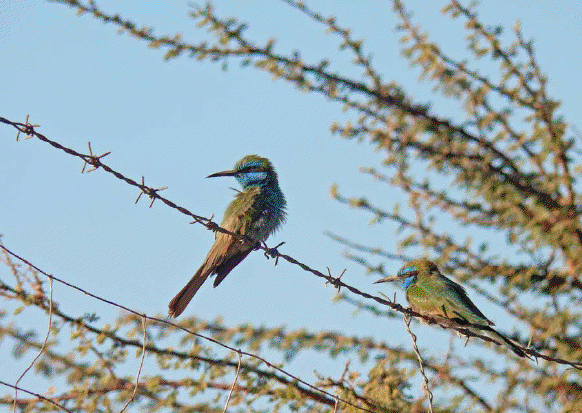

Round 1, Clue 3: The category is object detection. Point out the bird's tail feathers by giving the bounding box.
[168,267,210,318]
[483,326,527,358]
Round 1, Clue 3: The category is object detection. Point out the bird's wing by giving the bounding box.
[406,282,449,319]
[440,275,493,326]
[406,274,491,326]
[202,187,263,287]
[212,248,252,287]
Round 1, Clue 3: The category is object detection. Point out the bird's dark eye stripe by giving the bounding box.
[399,266,418,277]
[242,166,264,173]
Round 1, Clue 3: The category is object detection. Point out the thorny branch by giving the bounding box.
[0,323,339,411]
[1,115,581,370]
[5,0,581,410]
[1,260,371,409]
[0,318,499,413]
[3,380,266,412]
[52,0,571,217]
[0,244,377,413]
[0,380,73,413]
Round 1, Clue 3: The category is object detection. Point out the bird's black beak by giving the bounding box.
[207,169,239,178]
[374,275,401,284]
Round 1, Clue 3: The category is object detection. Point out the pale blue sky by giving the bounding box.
[2,0,581,409]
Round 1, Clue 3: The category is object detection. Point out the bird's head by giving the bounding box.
[207,155,277,189]
[374,258,438,289]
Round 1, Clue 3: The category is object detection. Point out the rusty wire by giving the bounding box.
[1,115,581,372]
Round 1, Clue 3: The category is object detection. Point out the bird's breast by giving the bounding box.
[247,208,284,241]
[240,185,285,242]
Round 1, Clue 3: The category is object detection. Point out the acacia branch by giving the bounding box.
[48,0,567,214]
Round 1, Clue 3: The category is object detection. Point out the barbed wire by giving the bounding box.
[1,115,581,368]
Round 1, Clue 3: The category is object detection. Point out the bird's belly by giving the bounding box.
[247,212,281,242]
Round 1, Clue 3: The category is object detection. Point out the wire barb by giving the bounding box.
[135,176,169,207]
[325,268,346,292]
[82,141,111,173]
[263,241,285,265]
[15,114,40,141]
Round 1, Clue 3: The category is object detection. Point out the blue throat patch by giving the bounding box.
[403,275,416,290]
[236,171,268,188]
[398,265,418,290]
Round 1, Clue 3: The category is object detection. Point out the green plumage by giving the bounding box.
[168,155,285,317]
[403,259,492,326]
[376,258,525,357]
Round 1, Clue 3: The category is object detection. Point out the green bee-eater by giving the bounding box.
[375,258,525,357]
[168,155,286,317]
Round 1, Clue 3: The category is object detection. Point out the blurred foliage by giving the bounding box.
[3,0,582,411]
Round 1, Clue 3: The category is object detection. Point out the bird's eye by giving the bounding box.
[399,267,418,278]
[399,266,418,277]
[244,166,263,173]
